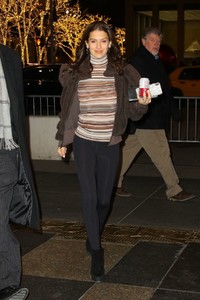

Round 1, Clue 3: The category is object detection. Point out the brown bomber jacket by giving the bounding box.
[55,56,148,146]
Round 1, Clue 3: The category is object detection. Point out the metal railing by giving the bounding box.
[24,95,200,143]
[24,95,61,116]
[168,97,200,143]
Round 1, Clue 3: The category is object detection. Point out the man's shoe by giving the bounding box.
[169,190,196,202]
[116,187,132,197]
[0,286,29,300]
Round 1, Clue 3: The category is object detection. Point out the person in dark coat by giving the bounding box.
[116,27,196,202]
[0,44,40,300]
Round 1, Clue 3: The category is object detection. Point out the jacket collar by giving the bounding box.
[139,44,160,61]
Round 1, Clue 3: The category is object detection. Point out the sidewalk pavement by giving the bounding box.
[14,142,200,300]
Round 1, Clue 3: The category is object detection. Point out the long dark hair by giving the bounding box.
[70,21,124,74]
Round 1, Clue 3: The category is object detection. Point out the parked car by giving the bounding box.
[23,64,63,95]
[23,64,64,115]
[169,65,200,97]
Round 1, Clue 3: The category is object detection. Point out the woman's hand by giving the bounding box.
[137,90,151,105]
[57,146,67,158]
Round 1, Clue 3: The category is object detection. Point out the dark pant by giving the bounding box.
[73,135,120,250]
[0,148,21,290]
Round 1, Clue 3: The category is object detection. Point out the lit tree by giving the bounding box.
[54,1,110,61]
[0,0,42,65]
[33,0,51,64]
[0,0,15,46]
[0,0,125,64]
[115,27,126,56]
[0,0,43,64]
[15,0,42,65]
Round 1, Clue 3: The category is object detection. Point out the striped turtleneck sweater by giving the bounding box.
[75,55,117,142]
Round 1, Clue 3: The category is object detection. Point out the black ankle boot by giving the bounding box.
[91,248,105,282]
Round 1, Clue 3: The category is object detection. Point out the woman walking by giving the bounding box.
[55,21,151,282]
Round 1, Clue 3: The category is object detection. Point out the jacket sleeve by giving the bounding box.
[59,64,70,87]
[124,64,148,121]
[124,63,140,101]
[128,101,148,121]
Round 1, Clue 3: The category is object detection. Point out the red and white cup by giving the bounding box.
[139,78,150,97]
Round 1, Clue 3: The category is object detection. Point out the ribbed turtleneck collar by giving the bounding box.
[90,55,108,65]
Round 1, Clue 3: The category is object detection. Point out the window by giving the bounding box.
[179,68,200,80]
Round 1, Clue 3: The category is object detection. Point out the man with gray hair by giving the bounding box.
[116,27,196,202]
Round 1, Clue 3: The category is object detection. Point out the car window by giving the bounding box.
[44,67,60,80]
[23,66,60,81]
[179,68,200,80]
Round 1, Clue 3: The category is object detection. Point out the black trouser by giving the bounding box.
[73,135,120,250]
[0,149,21,290]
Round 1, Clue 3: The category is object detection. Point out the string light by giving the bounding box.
[0,0,126,64]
